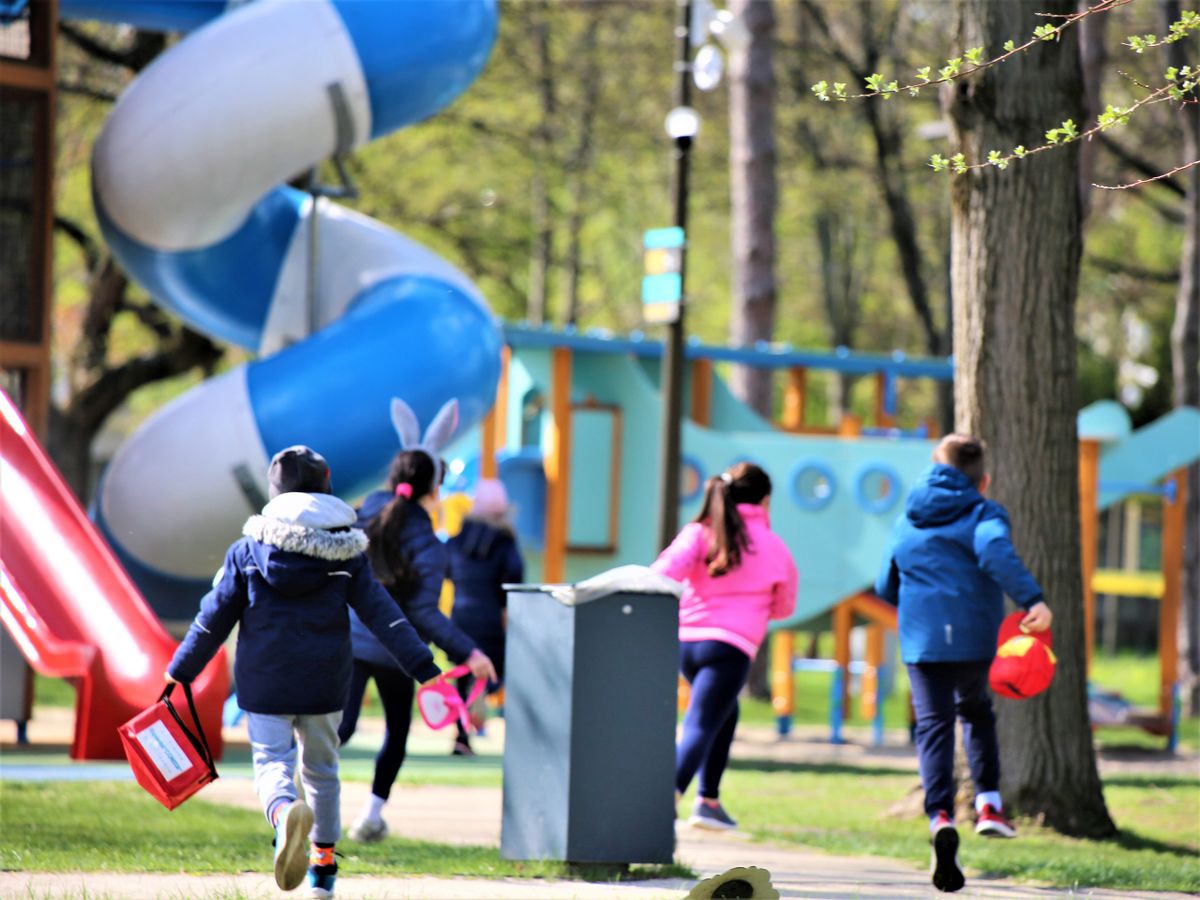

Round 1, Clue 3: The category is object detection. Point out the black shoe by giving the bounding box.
[930,819,965,893]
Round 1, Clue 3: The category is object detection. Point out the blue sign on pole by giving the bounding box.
[642,227,685,324]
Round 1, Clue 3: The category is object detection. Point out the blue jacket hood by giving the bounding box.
[906,465,984,528]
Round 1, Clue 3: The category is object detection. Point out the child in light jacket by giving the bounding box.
[652,462,797,830]
[168,446,440,900]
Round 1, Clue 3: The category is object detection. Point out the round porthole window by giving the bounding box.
[789,461,837,512]
[855,463,902,514]
[680,455,706,504]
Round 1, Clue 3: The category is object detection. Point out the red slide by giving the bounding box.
[0,392,227,760]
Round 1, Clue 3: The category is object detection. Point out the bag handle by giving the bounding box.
[437,665,489,730]
[160,682,217,779]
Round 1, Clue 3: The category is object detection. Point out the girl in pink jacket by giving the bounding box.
[652,462,798,830]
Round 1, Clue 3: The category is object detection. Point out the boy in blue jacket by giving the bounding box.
[168,446,441,899]
[875,434,1052,894]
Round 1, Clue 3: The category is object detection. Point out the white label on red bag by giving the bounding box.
[135,720,194,780]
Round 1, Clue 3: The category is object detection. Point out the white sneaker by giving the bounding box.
[348,816,388,843]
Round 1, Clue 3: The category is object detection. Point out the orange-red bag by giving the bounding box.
[989,612,1056,700]
[119,683,218,810]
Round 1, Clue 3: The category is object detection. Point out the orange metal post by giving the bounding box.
[481,346,510,479]
[1160,468,1186,723]
[782,367,807,431]
[690,357,713,427]
[771,630,795,719]
[861,624,885,720]
[542,347,573,583]
[1079,439,1100,674]
[838,413,863,438]
[874,372,894,429]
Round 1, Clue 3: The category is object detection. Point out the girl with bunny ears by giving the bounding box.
[339,398,497,843]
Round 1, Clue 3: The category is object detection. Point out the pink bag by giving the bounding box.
[416,665,487,731]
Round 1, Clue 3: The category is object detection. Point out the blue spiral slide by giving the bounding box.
[60,0,503,617]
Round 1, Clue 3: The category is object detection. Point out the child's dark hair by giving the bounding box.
[933,433,987,486]
[692,462,772,576]
[366,449,441,588]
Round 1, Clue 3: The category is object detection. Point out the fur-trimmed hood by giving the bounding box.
[241,492,369,597]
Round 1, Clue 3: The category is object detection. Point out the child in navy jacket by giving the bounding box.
[875,434,1051,893]
[168,446,440,899]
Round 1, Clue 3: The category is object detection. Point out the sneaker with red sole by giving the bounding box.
[975,803,1017,838]
[929,811,965,893]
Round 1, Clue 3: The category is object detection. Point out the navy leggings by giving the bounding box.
[338,660,414,801]
[907,660,1000,816]
[676,640,752,799]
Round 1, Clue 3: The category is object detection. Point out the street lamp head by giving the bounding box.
[665,105,701,140]
[692,44,724,91]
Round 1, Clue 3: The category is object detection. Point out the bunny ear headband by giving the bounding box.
[391,397,460,482]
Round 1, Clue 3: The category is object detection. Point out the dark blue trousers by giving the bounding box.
[907,660,1000,817]
[676,640,752,799]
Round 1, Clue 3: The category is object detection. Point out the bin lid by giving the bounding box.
[504,565,684,607]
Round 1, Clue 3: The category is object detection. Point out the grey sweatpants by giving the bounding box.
[246,711,342,844]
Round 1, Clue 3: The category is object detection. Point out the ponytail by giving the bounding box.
[693,462,772,577]
[366,450,439,588]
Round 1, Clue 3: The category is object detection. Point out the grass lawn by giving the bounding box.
[689,762,1200,893]
[0,782,691,882]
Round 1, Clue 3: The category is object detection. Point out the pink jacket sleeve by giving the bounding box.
[770,540,799,621]
[651,522,707,583]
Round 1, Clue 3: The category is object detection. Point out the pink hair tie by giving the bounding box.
[394,483,414,499]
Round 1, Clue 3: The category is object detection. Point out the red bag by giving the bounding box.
[119,682,218,810]
[989,611,1056,700]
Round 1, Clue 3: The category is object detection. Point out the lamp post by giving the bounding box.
[656,0,695,551]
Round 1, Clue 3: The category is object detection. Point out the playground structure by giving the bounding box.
[447,323,952,738]
[70,0,504,621]
[1,0,1194,763]
[0,392,228,759]
[0,0,502,759]
[1078,401,1197,749]
[448,328,1199,747]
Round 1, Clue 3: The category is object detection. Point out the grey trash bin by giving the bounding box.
[500,566,681,865]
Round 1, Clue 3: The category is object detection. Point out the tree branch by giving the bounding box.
[1086,254,1180,281]
[54,215,101,274]
[58,22,166,71]
[1096,136,1190,193]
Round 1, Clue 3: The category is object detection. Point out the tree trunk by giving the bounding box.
[728,0,778,699]
[528,11,555,326]
[563,10,602,327]
[946,0,1114,837]
[1076,0,1107,220]
[1163,0,1200,716]
[728,0,778,420]
[815,208,863,418]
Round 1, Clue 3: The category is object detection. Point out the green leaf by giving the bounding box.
[865,73,885,93]
[833,82,847,98]
[929,153,949,173]
[1013,145,1027,158]
[916,65,932,82]
[1003,39,1016,52]
[1034,24,1057,41]
[1045,128,1061,144]
[811,80,830,102]
[964,46,984,65]
[951,153,968,174]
